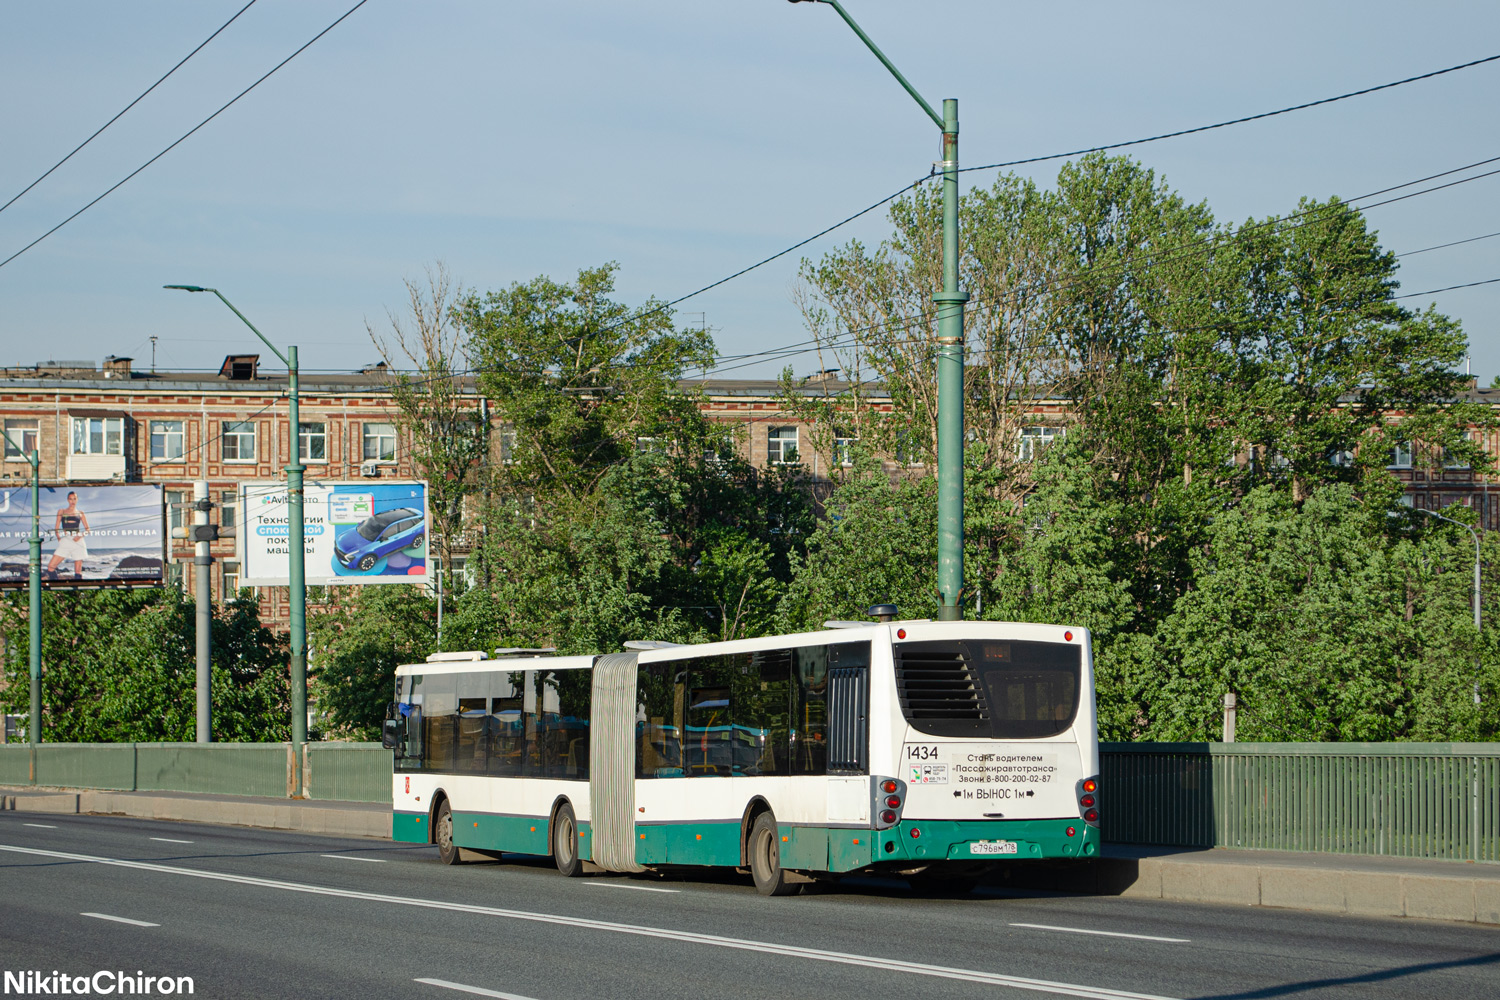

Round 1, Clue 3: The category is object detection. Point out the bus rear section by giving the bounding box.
[868,622,1101,878]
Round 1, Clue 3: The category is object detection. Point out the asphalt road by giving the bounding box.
[1,813,1496,1000]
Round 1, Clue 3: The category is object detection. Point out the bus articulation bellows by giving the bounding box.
[384,618,1100,895]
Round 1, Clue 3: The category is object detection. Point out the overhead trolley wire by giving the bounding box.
[0,0,371,272]
[617,51,1500,325]
[0,0,259,218]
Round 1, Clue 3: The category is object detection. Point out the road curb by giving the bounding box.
[995,851,1500,925]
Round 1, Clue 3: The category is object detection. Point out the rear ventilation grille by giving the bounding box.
[895,647,988,721]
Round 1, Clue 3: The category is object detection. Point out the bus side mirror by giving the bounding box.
[382,718,403,752]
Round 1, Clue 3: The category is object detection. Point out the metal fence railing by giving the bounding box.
[1101,742,1500,863]
[0,742,391,803]
[3,741,1497,861]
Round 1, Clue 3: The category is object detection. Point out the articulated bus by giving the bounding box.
[384,617,1100,895]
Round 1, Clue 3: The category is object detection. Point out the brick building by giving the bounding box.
[3,355,1497,616]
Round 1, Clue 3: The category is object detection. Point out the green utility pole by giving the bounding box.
[165,286,308,788]
[790,0,968,619]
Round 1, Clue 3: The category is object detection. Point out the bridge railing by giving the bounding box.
[4,741,1497,861]
[0,742,392,804]
[1101,742,1500,863]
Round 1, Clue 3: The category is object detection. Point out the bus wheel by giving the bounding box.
[552,802,584,877]
[435,800,462,866]
[749,811,800,897]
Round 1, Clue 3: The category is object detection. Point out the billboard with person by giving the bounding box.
[0,484,165,587]
[239,481,429,586]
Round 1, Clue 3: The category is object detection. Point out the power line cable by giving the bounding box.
[0,0,371,272]
[1396,276,1500,298]
[1398,231,1500,257]
[0,0,258,217]
[610,53,1500,324]
[960,53,1500,176]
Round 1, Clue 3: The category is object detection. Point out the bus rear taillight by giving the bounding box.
[872,776,907,830]
[1076,776,1101,828]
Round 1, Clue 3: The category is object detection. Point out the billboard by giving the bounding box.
[0,484,165,587]
[240,481,429,586]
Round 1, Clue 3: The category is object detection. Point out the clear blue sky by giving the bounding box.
[1,1,1496,381]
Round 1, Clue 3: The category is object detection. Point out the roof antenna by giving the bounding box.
[150,336,158,373]
[868,604,898,623]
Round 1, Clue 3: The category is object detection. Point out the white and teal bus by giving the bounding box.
[385,617,1100,895]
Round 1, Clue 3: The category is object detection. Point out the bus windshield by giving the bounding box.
[894,638,1080,739]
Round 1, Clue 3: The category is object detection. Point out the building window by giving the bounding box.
[499,427,517,465]
[150,420,185,462]
[164,489,187,535]
[2,419,38,460]
[363,422,397,463]
[299,421,327,463]
[220,490,237,530]
[71,416,123,456]
[1017,425,1063,462]
[1443,435,1471,470]
[833,429,857,468]
[636,436,665,455]
[1329,448,1354,468]
[222,421,256,463]
[767,426,799,465]
[1388,442,1413,469]
[222,561,240,602]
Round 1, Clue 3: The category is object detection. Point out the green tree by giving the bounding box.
[309,585,436,740]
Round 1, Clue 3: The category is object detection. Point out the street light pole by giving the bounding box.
[790,0,968,620]
[1409,505,1483,704]
[2,431,42,776]
[165,286,308,781]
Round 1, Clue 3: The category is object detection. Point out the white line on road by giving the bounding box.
[416,979,539,999]
[81,912,159,928]
[1,843,1179,1000]
[322,854,388,863]
[23,823,57,829]
[149,837,194,844]
[584,881,679,893]
[1010,923,1190,944]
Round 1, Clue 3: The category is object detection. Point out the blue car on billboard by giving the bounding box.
[333,507,424,572]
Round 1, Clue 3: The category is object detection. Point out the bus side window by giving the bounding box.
[792,646,829,775]
[738,649,790,776]
[544,668,591,780]
[636,661,682,778]
[422,674,458,772]
[685,655,734,777]
[488,672,525,777]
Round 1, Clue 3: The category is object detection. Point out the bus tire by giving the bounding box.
[749,811,800,897]
[552,802,584,878]
[435,799,463,866]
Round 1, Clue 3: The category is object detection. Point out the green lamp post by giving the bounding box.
[789,0,968,619]
[165,286,308,783]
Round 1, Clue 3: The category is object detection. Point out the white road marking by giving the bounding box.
[584,880,679,893]
[1,843,1179,1000]
[81,912,159,928]
[150,837,194,844]
[1010,923,1190,944]
[322,854,388,863]
[416,980,539,999]
[23,823,57,829]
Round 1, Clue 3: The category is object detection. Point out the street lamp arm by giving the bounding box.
[790,0,944,129]
[163,285,290,368]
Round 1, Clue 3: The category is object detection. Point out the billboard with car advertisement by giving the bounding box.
[239,481,429,586]
[0,484,165,587]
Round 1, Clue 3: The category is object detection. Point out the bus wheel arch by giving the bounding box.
[739,797,773,867]
[427,789,450,845]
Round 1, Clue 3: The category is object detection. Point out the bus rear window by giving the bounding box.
[894,639,1080,739]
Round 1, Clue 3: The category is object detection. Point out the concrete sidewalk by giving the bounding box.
[4,785,1496,925]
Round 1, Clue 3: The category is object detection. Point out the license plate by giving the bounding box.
[970,840,1018,856]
